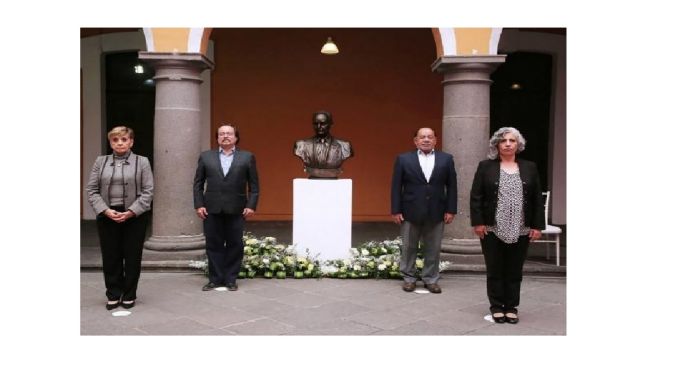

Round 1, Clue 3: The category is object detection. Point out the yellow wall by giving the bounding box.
[151,28,190,53]
[455,28,492,55]
[432,27,499,56]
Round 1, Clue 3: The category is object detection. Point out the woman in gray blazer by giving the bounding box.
[86,126,154,310]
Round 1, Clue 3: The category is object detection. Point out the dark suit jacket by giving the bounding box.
[391,150,458,224]
[469,158,545,230]
[193,148,260,214]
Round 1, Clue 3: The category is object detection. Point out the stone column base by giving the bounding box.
[441,238,482,253]
[441,238,484,268]
[144,234,206,251]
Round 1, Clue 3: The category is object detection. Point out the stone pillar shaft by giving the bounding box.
[140,52,213,251]
[432,56,505,240]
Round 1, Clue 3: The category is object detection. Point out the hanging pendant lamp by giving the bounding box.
[321,37,339,55]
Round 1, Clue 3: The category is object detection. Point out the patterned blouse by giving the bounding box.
[107,152,130,207]
[486,169,530,244]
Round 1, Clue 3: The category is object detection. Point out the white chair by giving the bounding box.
[535,191,562,266]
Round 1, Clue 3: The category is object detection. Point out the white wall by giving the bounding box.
[80,31,214,219]
[498,30,566,225]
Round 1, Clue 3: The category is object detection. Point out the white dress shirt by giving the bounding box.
[417,149,435,181]
[219,147,235,176]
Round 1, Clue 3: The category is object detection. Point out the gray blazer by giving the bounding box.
[193,148,260,214]
[85,153,154,217]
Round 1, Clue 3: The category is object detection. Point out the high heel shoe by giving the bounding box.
[492,312,506,324]
[505,312,519,324]
[106,301,120,310]
[121,300,135,309]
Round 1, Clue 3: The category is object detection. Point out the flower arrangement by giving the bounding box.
[190,233,322,279]
[190,234,450,280]
[293,251,322,278]
[322,239,403,279]
[322,238,452,279]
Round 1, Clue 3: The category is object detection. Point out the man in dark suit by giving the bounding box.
[193,124,260,291]
[391,127,457,293]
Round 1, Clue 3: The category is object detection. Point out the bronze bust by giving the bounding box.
[294,111,353,179]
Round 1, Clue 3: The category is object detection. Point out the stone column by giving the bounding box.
[140,52,214,252]
[432,56,505,245]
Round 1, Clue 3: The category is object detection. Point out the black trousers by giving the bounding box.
[203,213,244,285]
[96,207,148,301]
[480,233,530,313]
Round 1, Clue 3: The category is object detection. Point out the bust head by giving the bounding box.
[312,111,333,138]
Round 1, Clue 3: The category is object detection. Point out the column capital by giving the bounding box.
[138,51,214,71]
[431,55,506,73]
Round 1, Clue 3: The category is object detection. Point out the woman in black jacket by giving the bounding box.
[470,127,544,324]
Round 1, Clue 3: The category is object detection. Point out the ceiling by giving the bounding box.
[81,27,565,39]
[80,28,140,38]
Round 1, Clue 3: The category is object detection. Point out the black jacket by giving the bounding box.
[391,150,458,224]
[469,158,545,230]
[193,149,260,214]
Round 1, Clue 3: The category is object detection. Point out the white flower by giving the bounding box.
[264,236,277,243]
[245,238,259,245]
[438,260,452,271]
[262,258,270,264]
[189,260,207,269]
[321,265,338,274]
[378,264,386,271]
[350,248,359,256]
[361,249,369,256]
[343,259,351,266]
[353,264,361,271]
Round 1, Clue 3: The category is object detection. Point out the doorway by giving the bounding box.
[104,51,155,164]
[490,51,553,190]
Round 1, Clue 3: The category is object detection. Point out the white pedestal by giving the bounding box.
[293,179,352,261]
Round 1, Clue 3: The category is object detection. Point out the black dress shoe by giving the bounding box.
[121,300,135,309]
[492,312,506,324]
[202,282,218,291]
[106,301,120,310]
[505,312,519,324]
[226,282,238,291]
[402,281,416,292]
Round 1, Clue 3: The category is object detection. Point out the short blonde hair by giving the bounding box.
[107,126,134,140]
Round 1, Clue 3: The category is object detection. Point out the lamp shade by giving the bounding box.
[321,37,339,54]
